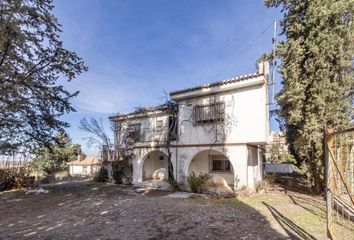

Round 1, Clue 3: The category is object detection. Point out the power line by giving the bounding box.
[196,10,351,85]
[209,21,274,82]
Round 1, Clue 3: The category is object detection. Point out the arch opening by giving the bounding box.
[142,150,169,181]
[187,150,234,186]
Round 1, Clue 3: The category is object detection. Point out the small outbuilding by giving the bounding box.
[67,156,101,177]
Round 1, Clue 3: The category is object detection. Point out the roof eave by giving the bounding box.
[170,74,266,101]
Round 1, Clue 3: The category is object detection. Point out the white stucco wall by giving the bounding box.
[142,151,168,180]
[188,150,234,185]
[176,81,268,145]
[132,147,177,183]
[175,145,248,188]
[116,74,267,190]
[116,115,170,143]
[247,147,263,188]
[69,165,100,176]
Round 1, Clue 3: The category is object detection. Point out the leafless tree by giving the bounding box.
[79,117,113,161]
[165,101,178,183]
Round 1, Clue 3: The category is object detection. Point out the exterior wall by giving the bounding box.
[114,75,268,190]
[175,145,258,189]
[116,115,171,143]
[188,150,234,185]
[176,81,268,145]
[132,147,177,183]
[69,165,100,176]
[247,147,262,188]
[130,144,261,190]
[142,150,168,180]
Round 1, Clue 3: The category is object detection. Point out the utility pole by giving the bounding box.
[268,18,277,135]
[271,18,277,105]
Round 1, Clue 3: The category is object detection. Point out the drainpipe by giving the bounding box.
[176,106,179,182]
[246,146,249,189]
[176,146,178,182]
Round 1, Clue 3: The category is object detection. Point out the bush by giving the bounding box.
[0,167,33,191]
[111,159,133,184]
[255,180,269,193]
[94,167,109,182]
[168,177,183,191]
[112,161,124,184]
[187,171,212,193]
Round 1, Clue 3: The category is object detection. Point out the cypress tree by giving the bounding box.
[265,0,354,192]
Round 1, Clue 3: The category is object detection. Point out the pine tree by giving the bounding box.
[265,0,354,192]
[31,133,81,175]
[0,0,87,153]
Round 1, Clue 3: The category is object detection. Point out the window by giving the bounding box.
[155,120,163,135]
[168,116,177,140]
[127,123,141,141]
[193,102,225,125]
[82,166,88,174]
[210,155,232,173]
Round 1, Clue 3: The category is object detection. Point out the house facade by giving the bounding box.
[67,156,101,177]
[109,62,269,190]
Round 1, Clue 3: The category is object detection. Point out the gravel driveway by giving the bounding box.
[0,181,290,240]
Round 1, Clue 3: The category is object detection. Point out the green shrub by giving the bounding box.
[187,171,211,193]
[111,159,133,184]
[112,161,124,184]
[94,167,109,182]
[168,177,183,191]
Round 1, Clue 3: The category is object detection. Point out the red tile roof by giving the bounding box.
[67,156,101,166]
[169,72,263,96]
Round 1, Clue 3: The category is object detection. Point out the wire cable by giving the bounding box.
[209,21,273,82]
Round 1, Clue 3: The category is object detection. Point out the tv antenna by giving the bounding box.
[270,18,277,105]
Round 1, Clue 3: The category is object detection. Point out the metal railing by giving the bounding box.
[326,127,354,239]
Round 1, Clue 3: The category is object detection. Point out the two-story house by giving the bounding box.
[109,61,269,190]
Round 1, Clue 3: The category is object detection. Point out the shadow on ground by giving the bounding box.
[263,202,317,240]
[0,180,292,240]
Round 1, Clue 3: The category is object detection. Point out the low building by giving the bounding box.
[67,156,101,177]
[264,131,289,163]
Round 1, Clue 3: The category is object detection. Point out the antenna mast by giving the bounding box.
[268,19,277,134]
[271,18,277,104]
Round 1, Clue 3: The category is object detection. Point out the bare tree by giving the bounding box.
[79,117,113,161]
[111,118,132,160]
[165,101,178,183]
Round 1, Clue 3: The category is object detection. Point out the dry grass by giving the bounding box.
[214,190,328,239]
[0,180,341,240]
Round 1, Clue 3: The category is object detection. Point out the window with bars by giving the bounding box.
[210,155,232,173]
[127,123,141,141]
[168,116,177,141]
[155,120,163,135]
[193,102,225,125]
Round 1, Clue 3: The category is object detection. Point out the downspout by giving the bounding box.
[246,146,249,189]
[175,104,179,182]
[176,136,178,182]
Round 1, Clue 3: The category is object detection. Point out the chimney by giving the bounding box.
[258,61,270,76]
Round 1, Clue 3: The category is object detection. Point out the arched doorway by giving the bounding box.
[142,150,169,181]
[188,150,234,186]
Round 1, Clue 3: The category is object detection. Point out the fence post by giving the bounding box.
[325,131,333,239]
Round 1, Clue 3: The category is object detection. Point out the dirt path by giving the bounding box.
[0,181,325,240]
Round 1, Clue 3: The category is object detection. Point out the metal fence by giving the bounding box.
[326,128,354,239]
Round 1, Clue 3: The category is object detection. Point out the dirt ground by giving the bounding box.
[0,180,329,240]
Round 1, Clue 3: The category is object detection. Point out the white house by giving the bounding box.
[109,61,269,190]
[67,156,101,177]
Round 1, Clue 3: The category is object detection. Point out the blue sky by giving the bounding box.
[53,0,283,154]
